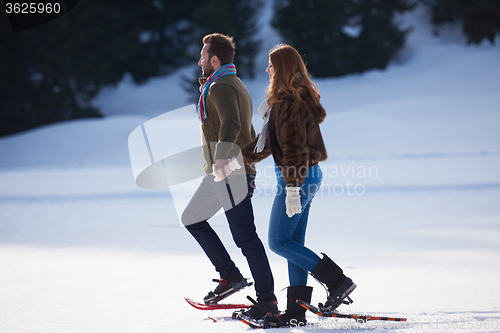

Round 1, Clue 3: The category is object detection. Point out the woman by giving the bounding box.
[242,44,356,327]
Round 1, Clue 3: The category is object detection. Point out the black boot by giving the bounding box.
[311,253,356,311]
[203,271,251,305]
[267,286,313,328]
[238,298,279,320]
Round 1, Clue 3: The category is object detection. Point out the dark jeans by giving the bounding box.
[183,174,275,301]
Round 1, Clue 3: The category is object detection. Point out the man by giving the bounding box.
[182,33,277,320]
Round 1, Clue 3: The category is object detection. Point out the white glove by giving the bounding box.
[227,156,242,172]
[285,186,301,217]
[212,157,242,182]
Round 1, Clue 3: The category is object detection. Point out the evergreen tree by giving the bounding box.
[0,1,184,136]
[421,0,500,44]
[272,0,415,77]
[0,0,262,136]
[182,0,263,102]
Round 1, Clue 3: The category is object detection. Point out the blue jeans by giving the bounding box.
[268,164,323,286]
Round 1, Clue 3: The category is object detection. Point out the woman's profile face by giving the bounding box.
[266,57,275,80]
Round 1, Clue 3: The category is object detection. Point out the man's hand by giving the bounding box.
[213,159,232,182]
[212,157,243,182]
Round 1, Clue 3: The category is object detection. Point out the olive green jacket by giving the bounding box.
[200,74,257,176]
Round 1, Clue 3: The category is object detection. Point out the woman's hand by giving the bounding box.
[212,157,242,182]
[285,186,301,217]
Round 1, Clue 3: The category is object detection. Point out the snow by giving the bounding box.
[1,4,500,333]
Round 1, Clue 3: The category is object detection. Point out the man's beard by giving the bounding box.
[202,62,214,78]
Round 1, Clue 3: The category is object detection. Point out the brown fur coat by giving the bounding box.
[243,90,327,186]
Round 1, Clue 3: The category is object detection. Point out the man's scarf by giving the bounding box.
[198,63,236,124]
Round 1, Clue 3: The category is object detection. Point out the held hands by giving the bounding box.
[213,159,231,182]
[212,157,242,182]
[285,186,302,217]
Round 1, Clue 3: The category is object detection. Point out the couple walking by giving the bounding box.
[181,33,356,327]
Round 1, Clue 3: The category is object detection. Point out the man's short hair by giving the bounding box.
[202,33,236,65]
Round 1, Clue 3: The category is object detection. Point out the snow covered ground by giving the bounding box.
[1,4,500,333]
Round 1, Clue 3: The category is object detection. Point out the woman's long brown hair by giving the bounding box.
[267,44,321,109]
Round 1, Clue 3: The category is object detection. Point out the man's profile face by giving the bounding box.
[198,44,214,78]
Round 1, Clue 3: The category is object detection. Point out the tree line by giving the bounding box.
[1,0,499,137]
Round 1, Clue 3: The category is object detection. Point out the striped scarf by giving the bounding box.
[198,63,236,124]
